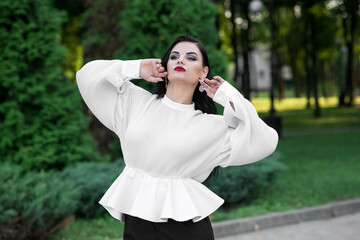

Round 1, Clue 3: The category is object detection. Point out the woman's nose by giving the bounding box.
[177,57,184,65]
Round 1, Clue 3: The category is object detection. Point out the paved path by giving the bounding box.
[216,212,360,240]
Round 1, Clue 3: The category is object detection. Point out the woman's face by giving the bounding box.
[167,41,208,86]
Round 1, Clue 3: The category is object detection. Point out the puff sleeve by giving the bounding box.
[213,81,279,167]
[76,60,143,134]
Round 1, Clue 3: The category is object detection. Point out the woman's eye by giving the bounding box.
[170,55,178,60]
[187,56,197,61]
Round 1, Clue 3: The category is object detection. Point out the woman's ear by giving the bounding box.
[201,66,209,79]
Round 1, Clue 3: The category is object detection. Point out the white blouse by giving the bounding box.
[76,59,278,223]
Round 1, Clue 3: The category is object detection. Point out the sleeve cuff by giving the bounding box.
[121,60,141,80]
[213,81,241,106]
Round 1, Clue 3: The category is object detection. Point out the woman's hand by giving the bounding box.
[200,76,235,110]
[199,76,225,99]
[140,59,167,83]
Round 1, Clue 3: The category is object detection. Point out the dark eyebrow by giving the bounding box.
[170,51,198,56]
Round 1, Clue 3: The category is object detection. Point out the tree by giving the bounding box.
[118,0,228,91]
[82,0,125,62]
[299,0,335,117]
[307,2,321,117]
[80,0,126,158]
[0,0,103,171]
[222,0,255,100]
[337,0,359,106]
[285,5,305,98]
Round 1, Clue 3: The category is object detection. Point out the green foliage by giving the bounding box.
[118,0,228,90]
[54,0,85,81]
[57,160,125,218]
[0,160,124,239]
[0,0,103,171]
[0,164,80,240]
[82,0,125,61]
[205,153,286,205]
[307,3,337,56]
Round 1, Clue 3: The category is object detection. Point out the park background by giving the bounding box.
[0,0,359,239]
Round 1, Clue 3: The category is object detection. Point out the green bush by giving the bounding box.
[0,0,102,171]
[0,160,124,239]
[205,153,286,205]
[57,160,125,218]
[0,164,80,240]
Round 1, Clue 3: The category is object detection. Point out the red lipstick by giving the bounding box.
[174,66,186,72]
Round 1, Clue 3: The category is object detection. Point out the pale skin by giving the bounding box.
[139,42,235,110]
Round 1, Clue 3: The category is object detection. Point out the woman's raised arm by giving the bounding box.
[76,59,167,133]
[76,60,142,132]
[211,79,279,167]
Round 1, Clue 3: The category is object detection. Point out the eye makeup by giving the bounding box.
[169,51,198,61]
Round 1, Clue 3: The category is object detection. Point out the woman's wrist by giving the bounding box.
[122,60,142,81]
[212,81,239,107]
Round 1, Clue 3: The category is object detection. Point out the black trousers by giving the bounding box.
[123,214,215,240]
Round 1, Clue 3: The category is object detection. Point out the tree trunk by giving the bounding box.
[355,53,360,94]
[319,60,328,98]
[269,0,277,114]
[309,11,321,118]
[273,12,284,100]
[276,52,285,100]
[230,0,239,86]
[340,2,358,107]
[290,51,301,98]
[329,61,335,96]
[241,1,251,100]
[215,0,221,50]
[345,39,354,106]
[304,8,311,109]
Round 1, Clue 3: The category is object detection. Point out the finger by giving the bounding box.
[150,76,166,83]
[205,78,220,88]
[199,80,212,92]
[153,62,160,72]
[213,76,225,83]
[146,76,157,83]
[199,79,210,88]
[158,71,167,78]
[200,82,215,98]
[154,77,164,82]
[204,78,215,88]
[157,66,165,72]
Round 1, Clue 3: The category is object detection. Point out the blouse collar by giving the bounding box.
[161,95,195,112]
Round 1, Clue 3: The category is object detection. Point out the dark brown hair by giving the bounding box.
[152,35,217,114]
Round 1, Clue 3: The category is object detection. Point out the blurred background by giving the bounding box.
[0,0,359,239]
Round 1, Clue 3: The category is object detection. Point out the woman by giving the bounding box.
[76,35,278,239]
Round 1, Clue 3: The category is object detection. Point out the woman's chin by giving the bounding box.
[169,77,197,86]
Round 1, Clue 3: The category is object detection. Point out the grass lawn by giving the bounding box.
[211,130,360,221]
[52,98,360,240]
[52,216,124,240]
[255,96,360,132]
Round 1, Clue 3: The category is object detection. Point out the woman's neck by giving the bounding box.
[165,82,195,105]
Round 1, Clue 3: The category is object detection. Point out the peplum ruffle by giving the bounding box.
[99,166,224,223]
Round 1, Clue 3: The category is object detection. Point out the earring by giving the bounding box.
[164,76,168,89]
[199,78,205,92]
